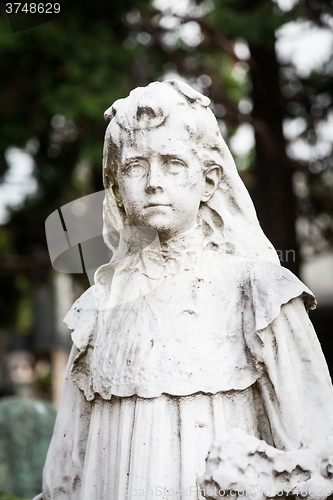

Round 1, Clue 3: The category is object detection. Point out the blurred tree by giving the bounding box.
[0,0,152,330]
[281,1,333,260]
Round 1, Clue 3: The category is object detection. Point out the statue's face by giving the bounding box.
[117,125,206,241]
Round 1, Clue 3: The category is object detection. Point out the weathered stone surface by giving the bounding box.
[200,427,333,500]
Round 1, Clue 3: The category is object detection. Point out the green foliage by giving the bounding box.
[205,0,295,48]
[0,228,13,258]
[15,295,33,335]
[0,0,151,177]
[0,0,153,330]
[0,492,29,500]
[36,372,52,392]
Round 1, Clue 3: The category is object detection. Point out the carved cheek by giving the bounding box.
[182,168,203,190]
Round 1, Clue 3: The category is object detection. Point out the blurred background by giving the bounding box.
[0,0,333,497]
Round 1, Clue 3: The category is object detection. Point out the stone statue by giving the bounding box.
[39,81,333,500]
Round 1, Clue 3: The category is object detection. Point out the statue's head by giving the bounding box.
[102,80,279,265]
[103,81,224,241]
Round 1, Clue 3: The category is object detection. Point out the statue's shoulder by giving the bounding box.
[202,249,309,289]
[63,286,97,352]
[235,258,315,311]
[200,250,316,330]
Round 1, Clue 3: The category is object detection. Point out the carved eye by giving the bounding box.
[122,159,148,178]
[165,158,187,174]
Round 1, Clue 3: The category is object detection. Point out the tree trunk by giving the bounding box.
[249,44,299,275]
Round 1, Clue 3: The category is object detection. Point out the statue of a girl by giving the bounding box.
[41,81,333,500]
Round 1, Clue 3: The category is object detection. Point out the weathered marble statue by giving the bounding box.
[40,81,333,500]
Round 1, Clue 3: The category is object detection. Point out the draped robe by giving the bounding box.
[42,228,333,500]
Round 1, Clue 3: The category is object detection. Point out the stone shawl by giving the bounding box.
[64,228,316,401]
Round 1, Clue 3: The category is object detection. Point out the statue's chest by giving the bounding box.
[101,267,240,342]
[88,266,259,398]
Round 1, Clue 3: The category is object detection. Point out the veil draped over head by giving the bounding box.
[101,80,280,266]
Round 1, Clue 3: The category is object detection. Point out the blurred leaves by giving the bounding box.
[0,492,29,500]
[0,0,152,331]
[205,0,294,48]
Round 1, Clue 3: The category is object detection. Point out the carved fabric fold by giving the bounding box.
[43,380,268,500]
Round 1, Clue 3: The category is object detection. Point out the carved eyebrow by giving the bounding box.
[123,156,147,164]
[122,156,147,167]
[160,154,188,165]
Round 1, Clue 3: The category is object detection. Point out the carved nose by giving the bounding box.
[145,164,163,193]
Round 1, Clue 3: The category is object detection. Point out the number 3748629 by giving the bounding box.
[5,3,61,14]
